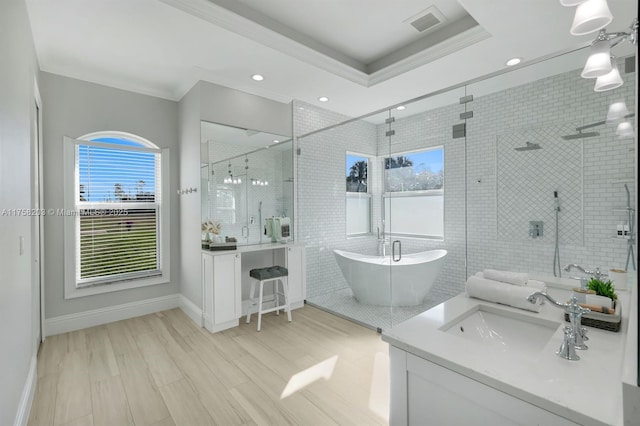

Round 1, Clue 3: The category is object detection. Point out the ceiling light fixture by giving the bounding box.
[506,57,521,66]
[273,139,280,143]
[396,106,406,110]
[570,0,613,36]
[594,57,623,91]
[318,96,329,102]
[252,74,264,81]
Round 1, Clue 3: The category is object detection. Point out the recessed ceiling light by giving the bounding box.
[273,139,280,143]
[396,105,406,110]
[506,58,522,67]
[318,96,329,102]
[252,74,264,81]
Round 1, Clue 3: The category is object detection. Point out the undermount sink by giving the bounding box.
[441,304,560,359]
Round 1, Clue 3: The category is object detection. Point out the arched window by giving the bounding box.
[63,132,170,298]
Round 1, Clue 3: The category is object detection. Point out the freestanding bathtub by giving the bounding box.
[333,249,447,306]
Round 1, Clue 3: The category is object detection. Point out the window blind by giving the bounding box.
[75,141,162,286]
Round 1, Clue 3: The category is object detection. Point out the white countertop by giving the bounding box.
[382,285,632,426]
[201,241,304,256]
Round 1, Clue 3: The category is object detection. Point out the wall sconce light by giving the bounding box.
[616,121,634,139]
[575,19,638,91]
[606,101,630,123]
[570,0,613,36]
[594,57,623,91]
[560,0,586,6]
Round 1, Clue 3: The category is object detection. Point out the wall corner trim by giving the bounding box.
[14,355,37,426]
[44,294,181,337]
[179,295,204,327]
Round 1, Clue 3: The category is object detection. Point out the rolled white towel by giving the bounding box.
[483,269,529,286]
[526,279,547,292]
[466,276,543,313]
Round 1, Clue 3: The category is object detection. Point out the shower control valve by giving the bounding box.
[529,221,543,238]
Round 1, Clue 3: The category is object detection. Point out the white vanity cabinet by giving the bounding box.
[285,245,306,307]
[202,251,242,333]
[389,346,579,426]
[201,243,306,333]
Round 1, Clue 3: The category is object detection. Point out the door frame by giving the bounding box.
[33,78,45,343]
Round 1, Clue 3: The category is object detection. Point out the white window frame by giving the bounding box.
[383,146,444,240]
[63,132,171,299]
[346,151,372,237]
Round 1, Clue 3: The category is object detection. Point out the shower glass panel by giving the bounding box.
[384,88,468,328]
[297,109,394,329]
[464,49,636,287]
[200,120,293,246]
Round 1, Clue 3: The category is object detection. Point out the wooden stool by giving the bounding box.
[246,266,291,331]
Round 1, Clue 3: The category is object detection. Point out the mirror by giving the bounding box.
[200,121,293,246]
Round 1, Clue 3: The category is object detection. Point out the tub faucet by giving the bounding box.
[526,292,590,359]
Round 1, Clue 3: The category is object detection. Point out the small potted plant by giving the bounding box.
[587,277,618,302]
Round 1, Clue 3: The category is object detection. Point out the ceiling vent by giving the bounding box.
[406,6,446,33]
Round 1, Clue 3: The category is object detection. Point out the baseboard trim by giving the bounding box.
[44,294,180,336]
[179,295,203,327]
[14,355,37,426]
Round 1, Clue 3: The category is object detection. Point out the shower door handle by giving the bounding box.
[392,240,402,262]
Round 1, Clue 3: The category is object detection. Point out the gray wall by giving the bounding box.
[179,81,293,309]
[40,72,180,318]
[0,0,40,423]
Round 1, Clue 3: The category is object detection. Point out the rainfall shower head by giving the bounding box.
[514,141,542,151]
[561,131,600,140]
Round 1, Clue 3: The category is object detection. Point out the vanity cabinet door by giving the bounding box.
[202,252,241,332]
[213,253,241,324]
[286,246,306,305]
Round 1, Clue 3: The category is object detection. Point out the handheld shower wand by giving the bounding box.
[553,191,562,277]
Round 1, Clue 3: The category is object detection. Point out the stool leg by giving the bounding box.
[282,276,292,323]
[257,280,264,332]
[246,280,256,324]
[274,279,280,316]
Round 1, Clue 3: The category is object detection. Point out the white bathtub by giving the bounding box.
[333,249,447,306]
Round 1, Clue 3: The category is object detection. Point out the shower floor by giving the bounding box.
[306,288,441,332]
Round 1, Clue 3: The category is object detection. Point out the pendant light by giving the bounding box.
[594,58,623,91]
[570,0,613,36]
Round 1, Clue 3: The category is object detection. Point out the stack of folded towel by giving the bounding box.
[466,269,548,312]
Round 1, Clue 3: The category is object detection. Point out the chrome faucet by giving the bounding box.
[563,264,608,289]
[526,292,590,360]
[563,264,608,280]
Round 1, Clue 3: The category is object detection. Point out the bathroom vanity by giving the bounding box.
[201,242,306,333]
[382,284,636,426]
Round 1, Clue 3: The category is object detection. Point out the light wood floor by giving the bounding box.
[28,305,390,426]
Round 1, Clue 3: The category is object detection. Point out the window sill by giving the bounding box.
[64,274,169,299]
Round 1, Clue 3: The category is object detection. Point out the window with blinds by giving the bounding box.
[75,138,162,286]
